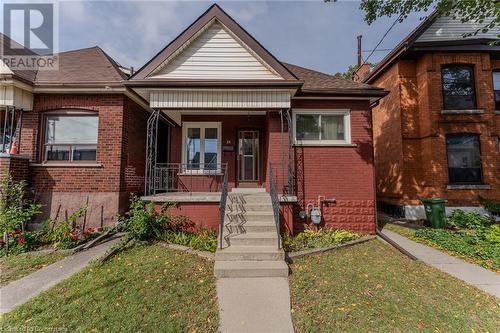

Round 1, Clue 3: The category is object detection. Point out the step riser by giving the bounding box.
[214,268,288,278]
[225,215,275,223]
[226,225,276,233]
[226,205,273,212]
[230,237,278,246]
[227,197,272,205]
[215,252,284,261]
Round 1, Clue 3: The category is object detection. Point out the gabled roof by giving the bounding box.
[0,33,38,83]
[283,63,385,96]
[129,4,298,82]
[34,46,128,86]
[363,11,500,84]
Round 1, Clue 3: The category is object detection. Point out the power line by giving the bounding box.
[362,48,393,52]
[361,15,402,65]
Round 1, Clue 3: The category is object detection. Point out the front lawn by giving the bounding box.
[289,240,499,333]
[1,244,218,332]
[0,251,69,287]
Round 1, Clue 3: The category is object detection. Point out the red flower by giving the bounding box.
[64,231,70,236]
[70,234,79,241]
[17,237,25,245]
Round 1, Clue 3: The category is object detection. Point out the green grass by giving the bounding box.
[383,223,500,272]
[283,228,360,252]
[1,244,218,332]
[0,251,69,287]
[289,240,499,333]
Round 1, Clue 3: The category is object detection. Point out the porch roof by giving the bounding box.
[141,192,298,203]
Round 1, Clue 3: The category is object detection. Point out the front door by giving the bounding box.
[237,130,259,184]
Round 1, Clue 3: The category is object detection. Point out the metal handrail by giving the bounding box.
[153,163,227,193]
[219,164,229,249]
[269,164,282,249]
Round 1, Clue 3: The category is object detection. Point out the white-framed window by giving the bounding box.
[181,122,221,172]
[293,109,351,145]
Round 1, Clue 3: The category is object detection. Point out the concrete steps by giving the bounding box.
[215,190,288,278]
[214,260,289,278]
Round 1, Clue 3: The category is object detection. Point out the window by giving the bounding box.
[182,122,221,172]
[493,71,500,111]
[293,110,350,145]
[446,134,483,184]
[441,65,476,110]
[44,114,98,162]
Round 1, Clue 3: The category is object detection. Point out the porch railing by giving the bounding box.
[269,164,282,249]
[152,163,227,194]
[219,168,229,249]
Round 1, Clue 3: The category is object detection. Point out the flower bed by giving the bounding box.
[283,228,360,252]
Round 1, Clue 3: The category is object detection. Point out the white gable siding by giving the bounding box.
[150,21,282,80]
[417,15,499,42]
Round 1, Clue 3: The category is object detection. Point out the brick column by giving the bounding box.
[0,153,30,183]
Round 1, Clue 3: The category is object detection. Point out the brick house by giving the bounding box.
[1,4,386,234]
[356,12,499,219]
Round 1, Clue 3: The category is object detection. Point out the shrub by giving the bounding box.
[0,173,41,236]
[161,229,218,253]
[479,196,500,216]
[44,206,89,249]
[485,225,500,244]
[283,228,360,252]
[447,210,491,230]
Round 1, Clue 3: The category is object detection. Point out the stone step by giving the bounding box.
[225,212,275,223]
[215,246,285,261]
[230,188,266,193]
[229,232,278,246]
[225,222,277,233]
[214,260,289,278]
[227,195,272,205]
[225,203,273,212]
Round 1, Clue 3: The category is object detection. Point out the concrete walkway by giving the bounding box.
[380,229,500,298]
[217,277,294,333]
[0,238,120,313]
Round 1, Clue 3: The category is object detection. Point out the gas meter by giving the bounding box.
[310,207,322,224]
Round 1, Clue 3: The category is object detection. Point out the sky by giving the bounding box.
[5,0,430,75]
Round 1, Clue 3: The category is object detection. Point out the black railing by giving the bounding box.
[269,164,282,249]
[152,163,227,194]
[219,168,229,249]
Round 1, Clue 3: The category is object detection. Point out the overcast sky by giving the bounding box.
[11,1,430,75]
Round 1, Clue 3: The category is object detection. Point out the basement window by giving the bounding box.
[293,110,351,145]
[446,134,483,185]
[44,114,98,162]
[441,65,476,110]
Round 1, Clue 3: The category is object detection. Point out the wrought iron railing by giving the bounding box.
[152,163,227,194]
[219,168,229,249]
[269,164,282,249]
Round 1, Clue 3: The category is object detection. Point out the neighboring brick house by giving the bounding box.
[1,4,386,233]
[356,12,500,219]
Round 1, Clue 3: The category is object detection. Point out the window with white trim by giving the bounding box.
[293,110,351,145]
[182,122,221,171]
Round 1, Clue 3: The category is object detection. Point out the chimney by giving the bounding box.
[357,35,362,67]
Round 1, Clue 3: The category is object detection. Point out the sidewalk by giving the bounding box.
[217,277,294,333]
[379,228,500,298]
[0,238,120,314]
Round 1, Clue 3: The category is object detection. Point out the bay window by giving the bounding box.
[44,113,98,162]
[293,110,350,145]
[441,65,476,110]
[446,134,483,184]
[182,122,221,172]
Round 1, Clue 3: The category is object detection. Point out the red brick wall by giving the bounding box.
[165,202,220,231]
[0,154,30,183]
[371,52,500,208]
[290,99,376,233]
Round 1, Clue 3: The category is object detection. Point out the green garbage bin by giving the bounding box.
[420,198,447,228]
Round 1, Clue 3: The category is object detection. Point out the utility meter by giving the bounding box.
[310,207,322,224]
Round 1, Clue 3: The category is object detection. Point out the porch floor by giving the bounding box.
[141,192,221,203]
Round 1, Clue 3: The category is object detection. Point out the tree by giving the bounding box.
[351,0,499,38]
[334,63,375,80]
[328,0,499,38]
